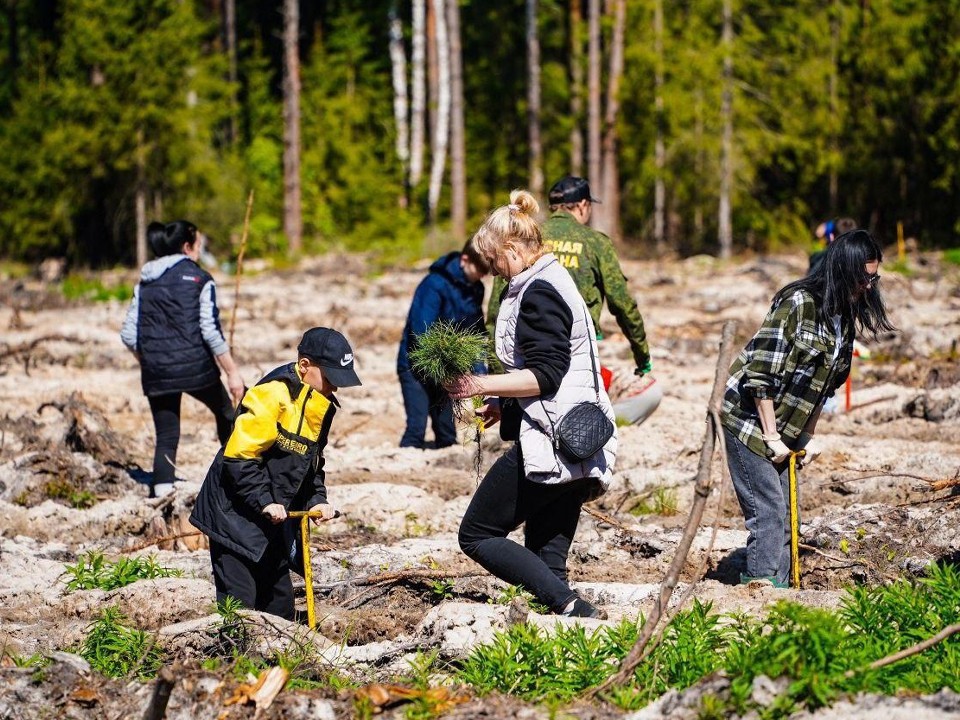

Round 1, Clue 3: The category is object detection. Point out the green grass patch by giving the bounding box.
[943,248,960,266]
[456,563,960,717]
[63,551,183,592]
[79,606,163,680]
[61,274,133,303]
[43,477,97,509]
[883,257,915,278]
[628,486,680,517]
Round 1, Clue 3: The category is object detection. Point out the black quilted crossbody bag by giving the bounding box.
[542,308,614,463]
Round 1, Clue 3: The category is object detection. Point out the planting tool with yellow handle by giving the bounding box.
[288,509,340,630]
[788,450,806,589]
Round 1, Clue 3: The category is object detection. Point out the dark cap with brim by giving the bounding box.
[297,327,362,388]
[548,176,600,205]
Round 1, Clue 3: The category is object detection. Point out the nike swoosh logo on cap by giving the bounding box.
[340,354,353,366]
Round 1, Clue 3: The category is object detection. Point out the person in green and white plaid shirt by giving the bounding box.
[721,229,895,587]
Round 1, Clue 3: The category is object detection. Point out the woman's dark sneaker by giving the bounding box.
[564,598,607,619]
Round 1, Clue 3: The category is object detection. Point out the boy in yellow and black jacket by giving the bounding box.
[191,327,361,620]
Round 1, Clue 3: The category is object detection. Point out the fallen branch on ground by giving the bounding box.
[581,505,632,532]
[844,623,960,678]
[354,568,482,587]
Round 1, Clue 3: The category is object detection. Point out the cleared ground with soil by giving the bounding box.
[1,250,959,718]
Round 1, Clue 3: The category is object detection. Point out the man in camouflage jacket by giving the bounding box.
[486,176,651,377]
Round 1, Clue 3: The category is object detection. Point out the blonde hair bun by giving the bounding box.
[509,189,539,217]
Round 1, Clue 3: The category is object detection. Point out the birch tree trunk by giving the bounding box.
[389,4,410,205]
[653,0,666,254]
[718,0,733,259]
[526,0,544,198]
[282,0,302,254]
[410,0,426,188]
[224,0,238,144]
[599,0,625,240]
[447,0,467,240]
[569,0,584,177]
[427,0,450,224]
[587,0,601,218]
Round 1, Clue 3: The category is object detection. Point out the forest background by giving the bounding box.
[1,0,958,268]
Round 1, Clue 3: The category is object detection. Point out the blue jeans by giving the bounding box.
[458,445,597,612]
[398,368,456,448]
[723,428,797,586]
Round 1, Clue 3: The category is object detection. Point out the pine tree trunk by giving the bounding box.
[599,0,625,240]
[718,0,733,259]
[410,0,426,188]
[569,0,584,177]
[427,0,449,224]
[828,0,839,213]
[389,4,410,206]
[694,86,704,242]
[587,0,601,227]
[526,0,543,198]
[136,130,147,267]
[653,0,666,254]
[7,0,18,82]
[283,0,302,255]
[224,0,238,144]
[447,0,467,240]
[426,0,439,147]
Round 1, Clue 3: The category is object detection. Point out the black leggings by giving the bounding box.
[458,445,596,612]
[147,383,234,485]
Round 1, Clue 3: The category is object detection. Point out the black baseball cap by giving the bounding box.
[297,327,362,388]
[548,176,601,205]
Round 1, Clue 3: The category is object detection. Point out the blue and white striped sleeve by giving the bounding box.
[199,280,229,356]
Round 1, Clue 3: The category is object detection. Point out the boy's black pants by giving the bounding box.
[210,539,295,621]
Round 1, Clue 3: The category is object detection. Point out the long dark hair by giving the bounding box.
[774,229,895,337]
[147,220,197,257]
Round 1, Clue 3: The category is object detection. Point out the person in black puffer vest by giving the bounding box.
[121,220,244,498]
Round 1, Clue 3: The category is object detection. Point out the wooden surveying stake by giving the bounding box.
[228,190,255,348]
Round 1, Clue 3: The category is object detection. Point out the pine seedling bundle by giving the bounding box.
[408,320,490,386]
[409,321,490,476]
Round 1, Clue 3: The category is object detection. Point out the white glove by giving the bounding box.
[762,433,791,463]
[798,433,823,467]
[261,503,287,524]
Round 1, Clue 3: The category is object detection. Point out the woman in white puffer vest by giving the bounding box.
[444,190,617,619]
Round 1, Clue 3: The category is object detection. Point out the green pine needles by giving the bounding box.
[408,321,489,386]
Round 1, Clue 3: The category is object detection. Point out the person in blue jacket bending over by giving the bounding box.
[397,236,490,449]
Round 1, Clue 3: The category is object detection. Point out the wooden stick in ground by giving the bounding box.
[142,665,176,720]
[589,320,738,695]
[228,189,255,349]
